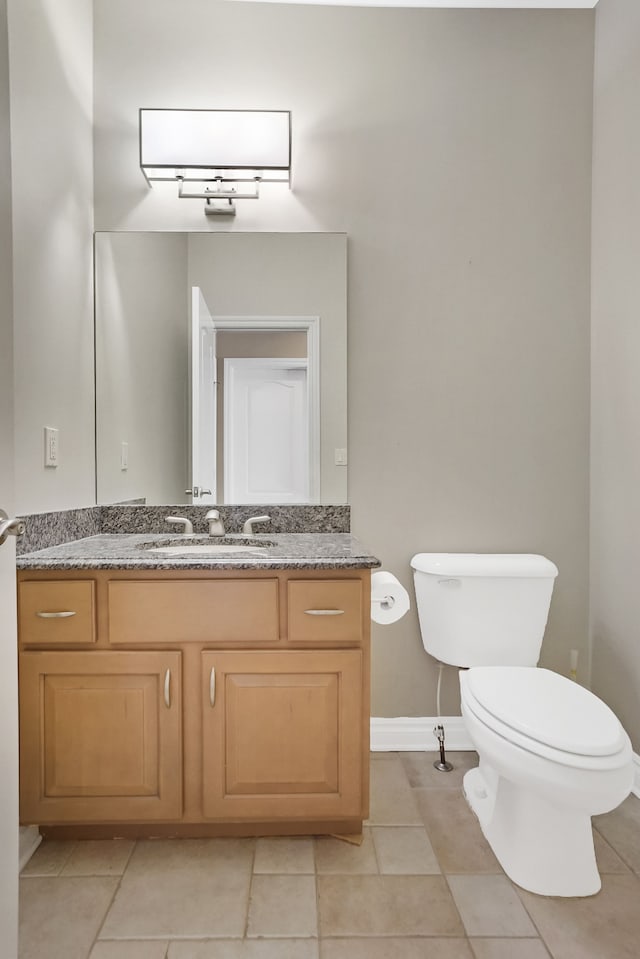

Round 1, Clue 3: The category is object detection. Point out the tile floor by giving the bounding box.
[18,752,640,959]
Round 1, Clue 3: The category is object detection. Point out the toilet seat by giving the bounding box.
[461,667,630,771]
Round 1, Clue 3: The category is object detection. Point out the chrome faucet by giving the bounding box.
[205,509,226,536]
[242,515,271,535]
[165,516,194,535]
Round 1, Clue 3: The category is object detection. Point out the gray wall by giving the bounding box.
[93,1,595,717]
[591,0,640,750]
[8,0,95,513]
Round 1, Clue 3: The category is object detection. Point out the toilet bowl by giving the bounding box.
[459,666,633,897]
[410,552,634,898]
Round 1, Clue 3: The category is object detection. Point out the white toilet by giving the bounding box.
[410,552,634,898]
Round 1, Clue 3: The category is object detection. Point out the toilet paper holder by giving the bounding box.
[371,595,395,610]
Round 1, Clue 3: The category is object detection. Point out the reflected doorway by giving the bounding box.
[224,358,309,503]
[190,293,320,505]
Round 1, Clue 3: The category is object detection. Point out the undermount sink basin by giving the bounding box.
[142,536,276,556]
[147,544,269,556]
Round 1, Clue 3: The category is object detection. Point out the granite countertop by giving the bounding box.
[16,533,381,571]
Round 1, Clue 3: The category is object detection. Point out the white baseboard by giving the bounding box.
[19,825,41,871]
[370,716,474,752]
[371,722,640,798]
[632,753,640,799]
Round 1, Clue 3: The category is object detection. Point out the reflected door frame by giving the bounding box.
[212,316,320,503]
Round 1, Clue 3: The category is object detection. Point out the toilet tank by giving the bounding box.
[410,553,558,668]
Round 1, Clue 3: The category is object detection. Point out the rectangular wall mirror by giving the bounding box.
[94,232,347,506]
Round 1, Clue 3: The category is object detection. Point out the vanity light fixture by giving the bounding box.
[139,108,292,217]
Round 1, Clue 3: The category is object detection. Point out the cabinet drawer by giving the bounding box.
[108,579,280,644]
[288,580,363,644]
[18,580,96,646]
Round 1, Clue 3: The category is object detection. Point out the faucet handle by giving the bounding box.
[242,515,271,535]
[165,516,194,535]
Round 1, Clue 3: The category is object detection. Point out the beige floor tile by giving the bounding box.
[469,940,551,959]
[247,875,317,938]
[169,941,319,959]
[254,837,315,874]
[594,795,640,873]
[321,939,474,959]
[414,788,501,874]
[20,839,76,876]
[100,839,254,939]
[593,830,630,874]
[447,874,537,937]
[371,826,440,874]
[90,943,169,959]
[19,877,118,959]
[62,839,135,876]
[314,828,378,875]
[366,756,423,825]
[317,875,464,937]
[518,873,640,959]
[401,751,478,789]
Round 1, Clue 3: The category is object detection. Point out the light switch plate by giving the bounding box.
[44,427,59,468]
[334,448,348,466]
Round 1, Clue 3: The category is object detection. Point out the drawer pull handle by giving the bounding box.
[164,668,171,708]
[304,609,345,616]
[209,667,216,707]
[36,610,77,619]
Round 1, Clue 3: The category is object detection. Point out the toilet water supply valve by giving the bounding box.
[433,724,453,773]
[431,660,453,772]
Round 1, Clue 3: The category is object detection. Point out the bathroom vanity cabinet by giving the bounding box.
[17,566,372,838]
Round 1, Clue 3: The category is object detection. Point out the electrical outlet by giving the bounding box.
[120,441,129,471]
[44,427,59,468]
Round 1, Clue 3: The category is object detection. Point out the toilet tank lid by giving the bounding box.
[410,553,558,578]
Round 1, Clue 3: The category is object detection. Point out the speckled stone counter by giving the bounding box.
[16,533,380,571]
[15,504,351,555]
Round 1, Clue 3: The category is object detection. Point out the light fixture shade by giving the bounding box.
[139,109,291,184]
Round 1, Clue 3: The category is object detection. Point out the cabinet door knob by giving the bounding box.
[303,609,345,616]
[209,667,216,707]
[164,668,171,708]
[36,610,77,619]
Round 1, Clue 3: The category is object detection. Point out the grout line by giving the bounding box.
[313,834,321,945]
[509,878,553,955]
[313,869,319,944]
[90,839,137,952]
[58,839,78,877]
[593,823,640,876]
[243,837,258,938]
[442,873,469,939]
[369,826,381,875]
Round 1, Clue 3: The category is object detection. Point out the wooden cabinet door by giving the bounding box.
[201,649,363,820]
[19,651,182,824]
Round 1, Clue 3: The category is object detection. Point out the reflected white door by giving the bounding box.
[190,287,217,505]
[224,358,309,504]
